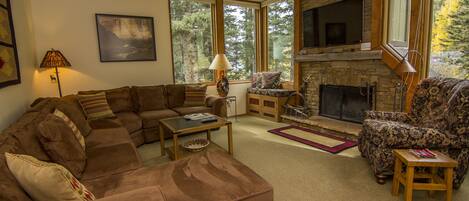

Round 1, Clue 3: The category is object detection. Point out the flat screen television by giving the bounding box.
[303,0,363,48]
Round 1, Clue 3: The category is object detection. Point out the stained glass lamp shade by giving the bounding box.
[40,49,71,97]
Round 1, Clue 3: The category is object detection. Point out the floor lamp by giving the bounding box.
[393,50,421,112]
[40,49,71,97]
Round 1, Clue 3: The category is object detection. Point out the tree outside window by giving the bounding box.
[268,0,294,81]
[170,0,214,84]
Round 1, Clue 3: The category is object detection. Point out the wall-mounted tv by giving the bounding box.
[303,0,363,48]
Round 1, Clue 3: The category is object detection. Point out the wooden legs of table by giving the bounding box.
[159,125,165,156]
[173,134,179,160]
[207,130,211,141]
[404,166,415,201]
[445,168,454,201]
[392,158,403,196]
[227,123,233,155]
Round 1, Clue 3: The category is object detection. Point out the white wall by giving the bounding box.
[29,0,174,97]
[0,0,36,130]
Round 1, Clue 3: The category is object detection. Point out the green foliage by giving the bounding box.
[268,0,294,81]
[446,0,469,78]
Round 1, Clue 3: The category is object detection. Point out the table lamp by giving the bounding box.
[209,54,231,97]
[40,49,71,97]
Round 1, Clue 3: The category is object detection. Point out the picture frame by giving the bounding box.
[0,0,21,89]
[96,14,157,62]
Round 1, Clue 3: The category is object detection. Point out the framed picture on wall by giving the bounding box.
[0,0,21,88]
[96,14,157,62]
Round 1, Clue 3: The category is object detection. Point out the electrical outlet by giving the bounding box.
[50,74,57,83]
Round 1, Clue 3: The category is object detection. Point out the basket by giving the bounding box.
[182,138,210,152]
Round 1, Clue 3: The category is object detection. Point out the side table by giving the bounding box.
[392,149,458,201]
[225,95,237,121]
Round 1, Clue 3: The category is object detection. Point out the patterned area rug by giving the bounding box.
[268,125,357,154]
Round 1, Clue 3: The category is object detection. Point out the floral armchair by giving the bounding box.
[358,77,469,188]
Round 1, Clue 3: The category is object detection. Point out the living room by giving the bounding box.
[0,0,468,201]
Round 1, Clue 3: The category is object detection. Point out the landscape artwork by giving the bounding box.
[96,14,157,62]
[0,0,21,88]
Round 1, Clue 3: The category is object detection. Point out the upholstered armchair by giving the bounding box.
[358,77,469,189]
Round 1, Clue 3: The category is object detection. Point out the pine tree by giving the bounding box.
[446,0,469,78]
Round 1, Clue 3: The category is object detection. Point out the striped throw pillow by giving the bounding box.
[77,92,115,120]
[53,109,86,150]
[184,85,207,107]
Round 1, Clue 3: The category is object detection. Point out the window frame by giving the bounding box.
[168,0,262,85]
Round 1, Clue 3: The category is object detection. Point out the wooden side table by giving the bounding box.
[392,149,458,201]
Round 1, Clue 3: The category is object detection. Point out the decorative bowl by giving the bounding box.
[182,138,210,153]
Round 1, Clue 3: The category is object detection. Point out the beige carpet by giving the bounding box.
[138,116,469,201]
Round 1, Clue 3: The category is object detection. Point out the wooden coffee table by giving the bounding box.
[159,116,233,160]
[392,149,458,201]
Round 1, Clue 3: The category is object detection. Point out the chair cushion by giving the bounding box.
[115,112,142,133]
[37,114,87,179]
[85,127,132,149]
[139,109,179,129]
[5,153,95,201]
[247,88,294,97]
[78,92,116,120]
[172,106,212,116]
[94,186,166,201]
[165,84,186,108]
[53,109,86,150]
[81,143,142,180]
[132,85,166,112]
[261,72,282,89]
[184,85,207,107]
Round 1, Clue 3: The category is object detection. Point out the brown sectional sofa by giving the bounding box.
[0,85,273,201]
[78,85,227,147]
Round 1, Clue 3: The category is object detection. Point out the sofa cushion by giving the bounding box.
[85,127,132,149]
[261,72,282,89]
[184,85,207,107]
[37,114,87,178]
[78,92,116,120]
[81,143,142,180]
[53,109,86,150]
[133,85,166,112]
[79,87,134,113]
[172,106,212,116]
[89,118,123,129]
[94,186,166,201]
[5,153,95,201]
[130,130,145,147]
[165,84,186,108]
[115,112,142,133]
[82,150,273,201]
[56,96,92,137]
[139,109,179,129]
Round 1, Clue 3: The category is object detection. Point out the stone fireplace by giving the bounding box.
[282,0,402,135]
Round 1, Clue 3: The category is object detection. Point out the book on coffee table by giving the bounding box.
[409,149,436,159]
[183,113,215,121]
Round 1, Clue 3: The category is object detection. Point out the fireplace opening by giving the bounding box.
[319,85,374,123]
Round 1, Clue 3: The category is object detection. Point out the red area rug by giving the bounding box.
[268,125,357,154]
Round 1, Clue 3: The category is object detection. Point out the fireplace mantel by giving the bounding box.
[295,50,382,62]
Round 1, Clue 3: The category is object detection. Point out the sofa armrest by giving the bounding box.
[205,95,227,118]
[95,186,166,201]
[365,111,415,124]
[363,119,454,149]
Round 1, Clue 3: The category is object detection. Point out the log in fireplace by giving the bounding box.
[319,85,374,123]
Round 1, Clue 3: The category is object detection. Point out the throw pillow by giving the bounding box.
[78,87,133,113]
[56,96,92,137]
[53,109,86,150]
[77,92,115,120]
[261,72,282,89]
[132,85,167,112]
[251,73,263,88]
[5,153,95,201]
[37,114,87,179]
[184,85,207,107]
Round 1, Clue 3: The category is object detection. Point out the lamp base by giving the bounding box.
[216,76,229,97]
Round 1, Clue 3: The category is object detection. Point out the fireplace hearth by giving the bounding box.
[319,85,374,123]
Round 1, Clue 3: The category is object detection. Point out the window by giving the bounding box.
[268,0,294,81]
[170,0,214,84]
[387,0,411,56]
[224,4,256,81]
[429,0,468,79]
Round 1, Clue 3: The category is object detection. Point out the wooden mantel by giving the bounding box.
[294,50,382,62]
